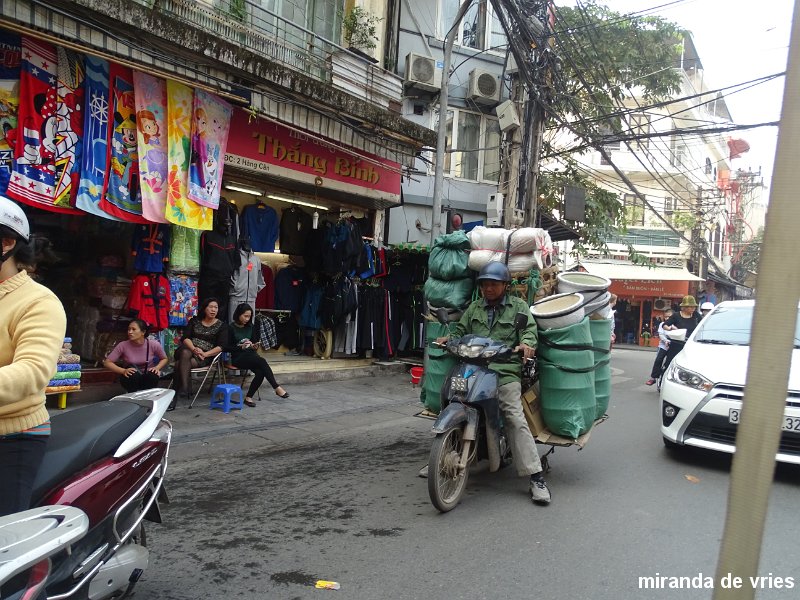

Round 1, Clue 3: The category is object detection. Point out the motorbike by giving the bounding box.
[657,328,687,392]
[427,311,529,513]
[0,506,89,600]
[19,387,173,600]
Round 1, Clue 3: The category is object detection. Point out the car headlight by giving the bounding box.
[458,344,483,358]
[667,363,714,392]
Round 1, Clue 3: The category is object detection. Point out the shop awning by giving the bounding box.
[579,261,704,282]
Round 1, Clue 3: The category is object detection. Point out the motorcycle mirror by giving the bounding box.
[513,312,529,331]
[435,307,449,325]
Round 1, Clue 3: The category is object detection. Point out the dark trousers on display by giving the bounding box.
[0,435,48,516]
[119,371,160,393]
[231,352,279,397]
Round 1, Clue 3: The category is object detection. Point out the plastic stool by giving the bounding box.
[209,383,244,413]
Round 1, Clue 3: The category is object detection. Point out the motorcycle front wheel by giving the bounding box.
[428,427,470,512]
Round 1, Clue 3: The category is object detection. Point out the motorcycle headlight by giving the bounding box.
[458,344,484,358]
[667,363,713,392]
[481,349,498,359]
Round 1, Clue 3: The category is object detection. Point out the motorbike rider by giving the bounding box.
[436,262,551,505]
[700,301,715,318]
[0,197,67,516]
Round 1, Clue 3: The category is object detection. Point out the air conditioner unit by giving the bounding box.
[487,193,504,219]
[495,99,520,132]
[653,298,670,311]
[468,69,500,105]
[404,52,441,92]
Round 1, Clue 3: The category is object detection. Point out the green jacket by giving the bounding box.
[451,294,537,386]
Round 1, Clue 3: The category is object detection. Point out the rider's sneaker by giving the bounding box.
[645,378,656,386]
[530,473,551,505]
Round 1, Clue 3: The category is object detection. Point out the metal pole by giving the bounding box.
[431,0,474,245]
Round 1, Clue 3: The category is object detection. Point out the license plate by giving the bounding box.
[450,377,468,393]
[728,409,800,432]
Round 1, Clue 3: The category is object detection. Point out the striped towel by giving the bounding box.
[56,363,81,372]
[48,378,80,387]
[51,371,81,380]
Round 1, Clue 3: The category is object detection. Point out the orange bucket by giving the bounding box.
[410,366,424,385]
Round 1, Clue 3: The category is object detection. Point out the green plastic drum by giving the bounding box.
[588,318,613,420]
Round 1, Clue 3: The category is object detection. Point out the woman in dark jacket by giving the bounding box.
[228,303,288,407]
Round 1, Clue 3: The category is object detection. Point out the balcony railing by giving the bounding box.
[131,0,402,108]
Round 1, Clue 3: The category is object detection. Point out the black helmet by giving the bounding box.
[477,262,511,283]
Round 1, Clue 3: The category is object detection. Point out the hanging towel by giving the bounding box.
[133,71,169,223]
[7,37,78,213]
[187,88,231,209]
[170,225,201,273]
[76,56,120,220]
[165,81,212,230]
[53,46,84,209]
[168,274,198,326]
[100,63,148,223]
[0,33,20,195]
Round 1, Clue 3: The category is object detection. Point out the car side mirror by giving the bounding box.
[513,312,529,331]
[435,307,449,326]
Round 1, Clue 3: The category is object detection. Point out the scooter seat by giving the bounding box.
[31,401,150,504]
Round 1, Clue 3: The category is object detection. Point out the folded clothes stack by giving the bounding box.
[46,338,82,394]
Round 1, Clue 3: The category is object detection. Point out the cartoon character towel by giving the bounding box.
[187,89,231,209]
[165,81,212,230]
[53,47,84,209]
[168,274,198,326]
[76,56,119,220]
[100,63,148,223]
[7,37,78,213]
[133,71,169,223]
[0,33,20,196]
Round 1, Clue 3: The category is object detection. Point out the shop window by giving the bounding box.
[432,106,501,183]
[670,135,686,167]
[623,193,645,227]
[439,0,507,51]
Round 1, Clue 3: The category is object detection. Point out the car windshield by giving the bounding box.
[695,305,800,347]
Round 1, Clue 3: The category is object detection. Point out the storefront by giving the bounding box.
[578,260,704,345]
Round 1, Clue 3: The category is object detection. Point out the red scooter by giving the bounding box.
[25,388,173,600]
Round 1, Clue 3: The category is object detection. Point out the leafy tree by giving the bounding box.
[734,227,763,274]
[538,1,685,256]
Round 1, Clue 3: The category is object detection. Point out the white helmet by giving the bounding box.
[700,301,714,311]
[0,196,30,242]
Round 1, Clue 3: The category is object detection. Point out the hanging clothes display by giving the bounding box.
[0,33,19,196]
[254,264,275,310]
[131,224,170,273]
[198,226,238,319]
[274,265,306,313]
[7,37,78,213]
[76,55,119,220]
[132,71,169,223]
[165,80,213,230]
[187,88,231,209]
[127,273,171,331]
[53,46,84,209]
[100,63,148,222]
[299,282,324,330]
[168,274,198,326]
[279,207,312,255]
[228,248,265,321]
[254,313,278,349]
[242,202,279,252]
[170,225,201,274]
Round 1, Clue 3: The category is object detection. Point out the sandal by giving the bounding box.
[244,398,257,407]
[275,387,289,399]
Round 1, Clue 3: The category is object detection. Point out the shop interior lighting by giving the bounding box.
[267,194,328,211]
[224,183,263,196]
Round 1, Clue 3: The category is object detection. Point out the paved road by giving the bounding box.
[138,350,800,599]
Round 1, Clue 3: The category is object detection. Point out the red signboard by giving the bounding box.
[609,279,689,299]
[225,108,401,201]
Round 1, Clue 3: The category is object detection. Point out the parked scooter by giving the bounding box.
[0,506,89,600]
[24,387,173,600]
[427,310,529,512]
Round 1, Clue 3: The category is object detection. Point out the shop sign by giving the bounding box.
[609,279,689,299]
[224,108,401,203]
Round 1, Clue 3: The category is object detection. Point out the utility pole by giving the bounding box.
[431,0,474,245]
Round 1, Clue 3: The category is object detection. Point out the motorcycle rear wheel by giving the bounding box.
[428,428,470,512]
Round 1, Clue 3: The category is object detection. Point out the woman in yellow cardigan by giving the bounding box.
[0,197,66,516]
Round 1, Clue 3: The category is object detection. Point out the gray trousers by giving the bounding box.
[498,381,543,477]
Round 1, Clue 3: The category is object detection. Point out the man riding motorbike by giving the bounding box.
[435,262,551,505]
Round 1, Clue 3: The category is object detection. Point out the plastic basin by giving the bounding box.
[530,292,585,330]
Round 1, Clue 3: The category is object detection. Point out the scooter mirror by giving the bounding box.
[513,312,529,331]
[435,307,450,325]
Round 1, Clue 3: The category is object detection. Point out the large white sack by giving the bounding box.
[468,249,536,273]
[467,226,552,254]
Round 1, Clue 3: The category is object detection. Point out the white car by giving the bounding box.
[660,300,800,464]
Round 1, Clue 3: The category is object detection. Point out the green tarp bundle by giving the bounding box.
[423,276,474,310]
[537,317,597,438]
[428,231,471,281]
[420,320,458,414]
[588,318,613,420]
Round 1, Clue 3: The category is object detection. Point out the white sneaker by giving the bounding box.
[530,476,551,505]
[417,464,429,479]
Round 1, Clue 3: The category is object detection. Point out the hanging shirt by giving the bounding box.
[274,265,306,313]
[279,207,312,256]
[131,224,170,273]
[255,264,275,310]
[200,229,239,282]
[242,203,279,252]
[127,273,171,331]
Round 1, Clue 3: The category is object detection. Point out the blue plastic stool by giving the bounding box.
[209,383,244,413]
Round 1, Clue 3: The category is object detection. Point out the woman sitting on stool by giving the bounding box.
[228,303,288,407]
[103,319,168,392]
